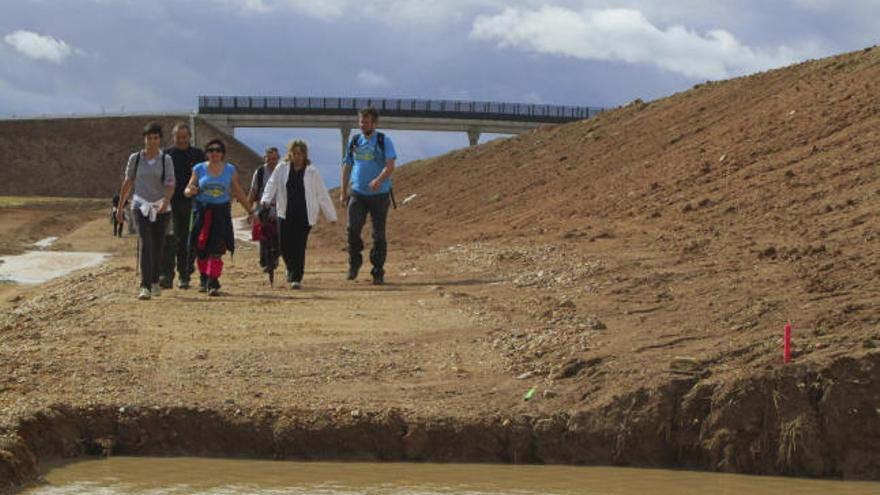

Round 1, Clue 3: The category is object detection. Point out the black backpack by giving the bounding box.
[348,132,396,208]
[349,132,384,157]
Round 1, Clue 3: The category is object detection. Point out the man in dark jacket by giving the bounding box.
[160,122,206,289]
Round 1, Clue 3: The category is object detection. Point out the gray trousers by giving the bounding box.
[347,192,390,278]
[134,210,170,289]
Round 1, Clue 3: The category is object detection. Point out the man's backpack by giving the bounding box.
[349,132,384,157]
[348,132,396,208]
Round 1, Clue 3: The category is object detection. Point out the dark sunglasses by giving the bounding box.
[206,147,223,153]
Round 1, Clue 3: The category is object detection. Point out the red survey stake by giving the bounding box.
[784,322,792,363]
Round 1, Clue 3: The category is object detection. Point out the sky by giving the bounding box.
[2,0,879,186]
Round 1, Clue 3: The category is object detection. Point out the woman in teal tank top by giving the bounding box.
[183,139,254,296]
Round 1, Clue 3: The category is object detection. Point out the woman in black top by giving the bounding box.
[259,139,337,289]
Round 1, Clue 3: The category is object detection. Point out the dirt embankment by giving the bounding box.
[0,116,261,198]
[2,349,877,488]
[2,47,880,492]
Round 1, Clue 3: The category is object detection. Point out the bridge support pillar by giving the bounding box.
[202,116,234,136]
[467,128,481,147]
[189,112,197,146]
[341,126,352,159]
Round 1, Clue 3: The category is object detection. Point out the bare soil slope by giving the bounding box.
[0,116,261,197]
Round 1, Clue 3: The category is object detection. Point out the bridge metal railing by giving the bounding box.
[198,96,602,123]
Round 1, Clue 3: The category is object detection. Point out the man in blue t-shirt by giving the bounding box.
[340,107,397,285]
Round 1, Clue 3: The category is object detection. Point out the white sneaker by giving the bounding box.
[290,281,302,289]
[138,287,151,300]
[151,283,161,296]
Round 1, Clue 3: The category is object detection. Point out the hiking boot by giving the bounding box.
[290,281,302,290]
[150,283,162,296]
[372,274,385,285]
[138,287,151,300]
[198,274,208,292]
[347,267,359,281]
[178,279,190,290]
[158,276,173,289]
[207,277,221,296]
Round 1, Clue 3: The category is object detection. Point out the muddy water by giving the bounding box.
[23,458,880,495]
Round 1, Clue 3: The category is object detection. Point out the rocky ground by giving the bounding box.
[1,46,880,493]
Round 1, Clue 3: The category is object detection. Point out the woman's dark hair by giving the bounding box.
[142,121,163,137]
[204,139,226,154]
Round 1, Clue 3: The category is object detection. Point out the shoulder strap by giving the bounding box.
[376,132,385,153]
[349,134,361,156]
[133,152,141,178]
[161,151,166,184]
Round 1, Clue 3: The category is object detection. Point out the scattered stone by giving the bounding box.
[550,358,587,380]
[582,317,606,331]
[516,371,534,380]
[670,356,702,374]
[351,409,361,418]
[543,390,558,399]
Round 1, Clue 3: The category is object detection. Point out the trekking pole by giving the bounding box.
[136,235,140,278]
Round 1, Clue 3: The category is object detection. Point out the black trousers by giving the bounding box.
[279,218,311,283]
[161,198,194,282]
[347,192,390,278]
[134,210,170,289]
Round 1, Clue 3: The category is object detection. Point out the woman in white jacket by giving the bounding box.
[260,139,337,288]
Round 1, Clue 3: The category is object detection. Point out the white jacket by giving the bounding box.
[260,162,337,225]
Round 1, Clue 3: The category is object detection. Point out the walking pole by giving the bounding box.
[134,206,140,279]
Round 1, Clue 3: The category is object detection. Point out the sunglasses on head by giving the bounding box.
[206,147,223,153]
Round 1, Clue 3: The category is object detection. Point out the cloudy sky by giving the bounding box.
[2,0,878,185]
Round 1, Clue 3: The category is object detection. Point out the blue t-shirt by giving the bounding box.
[343,132,397,195]
[193,162,235,204]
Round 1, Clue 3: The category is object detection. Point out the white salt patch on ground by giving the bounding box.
[33,236,58,248]
[0,251,109,285]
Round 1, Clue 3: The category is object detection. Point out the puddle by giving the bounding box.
[23,457,880,495]
[0,251,109,285]
[33,236,59,248]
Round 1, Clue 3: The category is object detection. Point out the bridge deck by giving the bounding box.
[199,96,601,124]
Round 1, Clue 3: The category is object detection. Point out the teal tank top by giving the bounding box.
[194,162,234,204]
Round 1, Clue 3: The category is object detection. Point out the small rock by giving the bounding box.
[516,371,534,380]
[543,390,558,399]
[351,409,361,418]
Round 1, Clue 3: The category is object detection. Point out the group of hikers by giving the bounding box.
[114,107,397,300]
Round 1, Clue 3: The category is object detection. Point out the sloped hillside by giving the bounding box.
[363,47,879,476]
[0,116,261,197]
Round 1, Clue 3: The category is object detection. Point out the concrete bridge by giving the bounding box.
[198,96,602,155]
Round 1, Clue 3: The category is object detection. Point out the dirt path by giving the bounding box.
[0,207,526,432]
